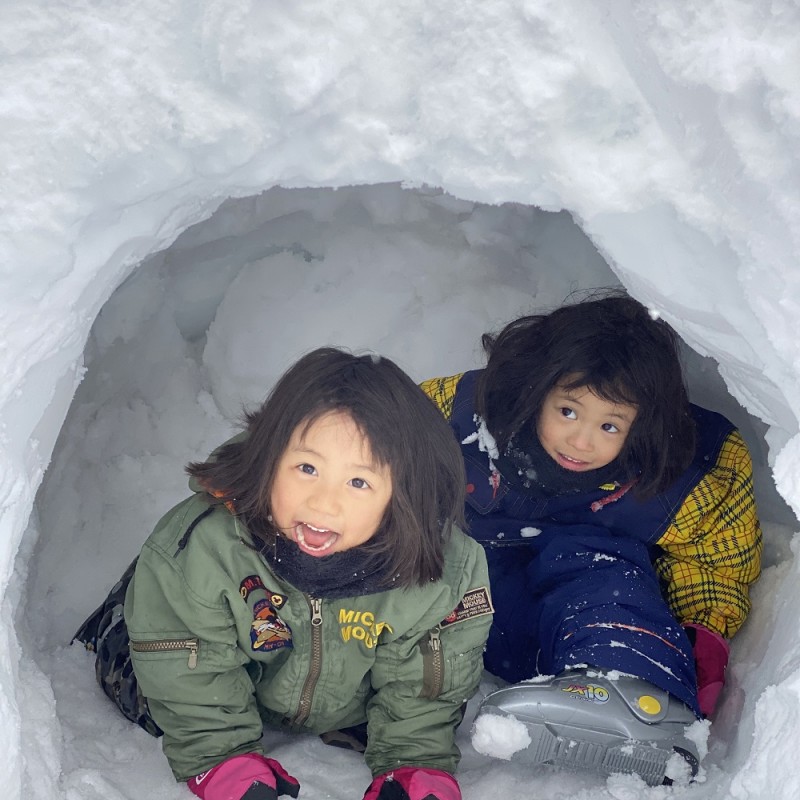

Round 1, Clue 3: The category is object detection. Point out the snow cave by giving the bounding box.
[3,4,800,800]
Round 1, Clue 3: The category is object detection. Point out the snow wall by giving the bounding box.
[2,2,800,799]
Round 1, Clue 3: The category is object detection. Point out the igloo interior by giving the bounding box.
[3,3,800,799]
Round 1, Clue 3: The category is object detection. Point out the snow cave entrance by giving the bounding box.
[22,182,796,793]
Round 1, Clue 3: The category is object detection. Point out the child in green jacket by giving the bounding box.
[77,347,492,800]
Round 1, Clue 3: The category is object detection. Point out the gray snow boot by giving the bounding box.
[472,670,700,786]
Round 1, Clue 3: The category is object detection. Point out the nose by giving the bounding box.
[307,482,341,517]
[566,424,594,453]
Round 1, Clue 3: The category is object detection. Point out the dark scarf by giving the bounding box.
[260,534,395,599]
[495,426,633,498]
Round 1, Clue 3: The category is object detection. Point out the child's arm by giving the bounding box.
[654,428,763,639]
[363,534,492,800]
[125,534,269,783]
[654,429,762,715]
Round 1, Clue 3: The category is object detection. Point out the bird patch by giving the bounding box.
[250,598,293,652]
[240,575,292,652]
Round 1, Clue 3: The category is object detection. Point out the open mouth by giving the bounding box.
[294,522,339,556]
[557,452,590,471]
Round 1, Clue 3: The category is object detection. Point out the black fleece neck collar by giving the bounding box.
[496,427,630,497]
[260,535,395,599]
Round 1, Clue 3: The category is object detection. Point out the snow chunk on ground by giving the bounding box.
[471,713,532,760]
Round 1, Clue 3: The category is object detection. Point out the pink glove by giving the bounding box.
[363,766,460,800]
[188,753,300,800]
[684,623,730,717]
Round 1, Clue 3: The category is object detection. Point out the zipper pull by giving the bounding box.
[310,598,323,627]
[420,626,445,699]
[187,640,198,669]
[131,637,199,669]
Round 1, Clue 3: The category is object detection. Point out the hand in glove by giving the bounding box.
[684,623,730,718]
[363,766,460,800]
[188,753,300,800]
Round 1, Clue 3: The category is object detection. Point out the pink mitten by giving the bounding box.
[188,753,300,800]
[363,766,460,800]
[684,623,730,717]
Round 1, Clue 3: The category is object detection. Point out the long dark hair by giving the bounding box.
[476,291,696,498]
[188,347,466,587]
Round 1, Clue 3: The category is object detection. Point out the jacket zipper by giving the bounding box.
[131,637,199,669]
[420,626,444,699]
[291,596,323,727]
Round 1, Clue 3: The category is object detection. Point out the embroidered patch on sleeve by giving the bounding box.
[440,586,494,627]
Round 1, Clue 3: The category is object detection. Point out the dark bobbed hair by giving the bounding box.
[476,290,696,499]
[188,347,466,588]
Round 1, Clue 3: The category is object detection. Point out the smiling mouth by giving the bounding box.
[294,522,339,556]
[557,452,590,471]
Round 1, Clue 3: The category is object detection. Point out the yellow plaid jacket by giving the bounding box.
[420,373,762,640]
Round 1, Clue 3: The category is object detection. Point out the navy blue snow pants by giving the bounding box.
[483,525,700,716]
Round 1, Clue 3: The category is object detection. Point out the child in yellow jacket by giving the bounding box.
[422,293,761,784]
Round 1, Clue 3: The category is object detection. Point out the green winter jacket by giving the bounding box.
[125,492,492,782]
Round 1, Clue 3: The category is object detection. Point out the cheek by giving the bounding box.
[536,414,556,444]
[368,496,392,531]
[609,433,630,459]
[269,476,292,516]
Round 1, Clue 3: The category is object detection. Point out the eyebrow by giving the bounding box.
[556,392,636,422]
[605,410,635,422]
[291,445,382,474]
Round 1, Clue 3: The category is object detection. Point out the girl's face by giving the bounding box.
[536,382,637,472]
[270,410,393,557]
